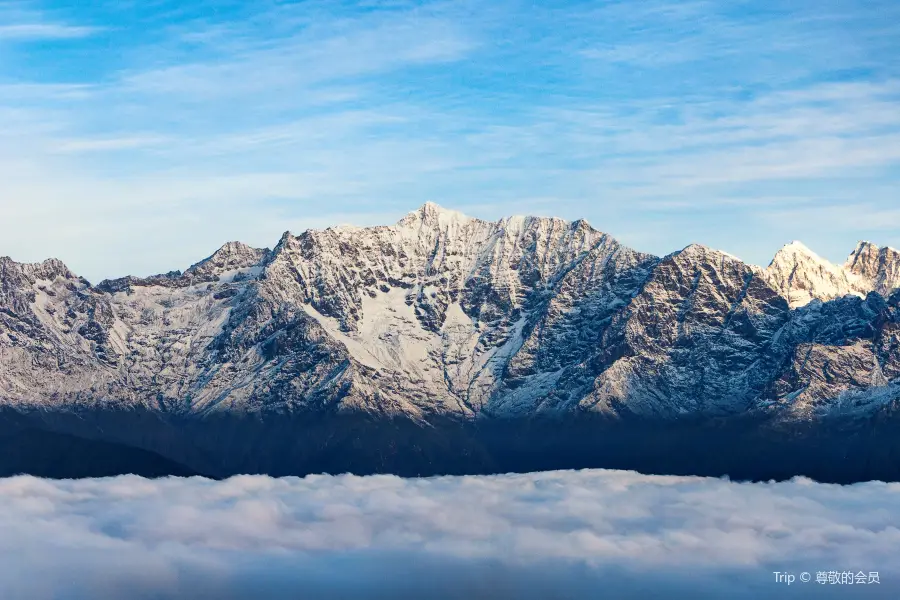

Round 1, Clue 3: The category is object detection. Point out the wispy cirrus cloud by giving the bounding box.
[0,2,100,42]
[0,0,899,278]
[122,13,474,99]
[52,135,170,153]
[0,22,98,40]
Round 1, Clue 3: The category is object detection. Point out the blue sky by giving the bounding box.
[1,0,899,282]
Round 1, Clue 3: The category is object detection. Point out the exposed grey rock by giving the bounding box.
[2,204,900,434]
[845,241,900,296]
[95,241,269,294]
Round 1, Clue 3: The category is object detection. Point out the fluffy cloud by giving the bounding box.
[0,469,898,599]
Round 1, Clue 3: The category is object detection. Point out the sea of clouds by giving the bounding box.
[1,469,898,599]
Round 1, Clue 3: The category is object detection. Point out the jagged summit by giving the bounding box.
[186,241,269,277]
[95,241,269,294]
[397,202,478,229]
[777,240,816,255]
[4,202,898,312]
[848,240,880,256]
[663,244,746,270]
[755,239,900,307]
[261,203,622,346]
[768,240,836,270]
[762,240,868,308]
[0,255,76,278]
[675,243,736,258]
[844,241,900,296]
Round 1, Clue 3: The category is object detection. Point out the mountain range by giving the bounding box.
[3,202,900,481]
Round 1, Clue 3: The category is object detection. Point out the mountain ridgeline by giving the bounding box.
[2,203,900,481]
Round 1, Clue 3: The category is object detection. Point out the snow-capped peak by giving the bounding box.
[186,241,269,277]
[0,256,77,282]
[845,241,900,296]
[397,202,476,229]
[672,243,742,262]
[780,240,815,255]
[770,241,837,270]
[763,240,869,308]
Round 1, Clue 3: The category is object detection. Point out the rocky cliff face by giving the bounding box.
[845,241,900,296]
[2,203,900,473]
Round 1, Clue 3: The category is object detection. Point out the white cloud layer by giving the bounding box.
[1,469,898,599]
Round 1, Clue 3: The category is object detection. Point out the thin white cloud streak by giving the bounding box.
[121,11,474,99]
[0,3,100,42]
[576,0,900,77]
[532,80,900,172]
[0,469,898,599]
[0,23,99,41]
[52,135,171,153]
[0,82,95,100]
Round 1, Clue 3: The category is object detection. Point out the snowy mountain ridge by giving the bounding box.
[2,203,900,429]
[761,240,871,308]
